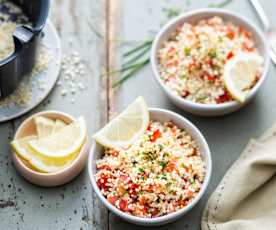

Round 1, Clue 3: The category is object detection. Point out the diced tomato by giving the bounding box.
[133,205,147,216]
[129,183,139,196]
[107,195,119,205]
[97,165,111,170]
[119,199,128,212]
[215,91,231,104]
[151,208,159,217]
[243,30,251,39]
[111,150,119,157]
[168,47,176,55]
[147,124,151,131]
[242,42,254,52]
[139,196,146,205]
[140,206,148,214]
[150,129,162,142]
[147,184,156,193]
[188,59,195,69]
[226,27,235,39]
[205,58,214,67]
[207,74,216,81]
[165,159,177,172]
[181,90,190,98]
[97,174,111,191]
[166,59,179,67]
[178,198,189,207]
[226,51,234,60]
[119,175,130,185]
[238,26,243,34]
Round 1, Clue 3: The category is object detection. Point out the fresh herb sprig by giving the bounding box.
[208,0,233,8]
[104,0,233,88]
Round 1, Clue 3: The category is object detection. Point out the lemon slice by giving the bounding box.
[34,116,56,139]
[223,53,263,103]
[93,96,149,148]
[29,117,87,158]
[53,119,67,133]
[29,156,75,173]
[11,135,37,161]
[11,135,77,173]
[34,116,68,139]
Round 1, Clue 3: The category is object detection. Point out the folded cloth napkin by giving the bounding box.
[202,124,276,230]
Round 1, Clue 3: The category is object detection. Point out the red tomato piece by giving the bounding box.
[107,195,119,205]
[226,27,235,39]
[150,129,162,142]
[207,74,216,81]
[119,199,128,212]
[215,91,231,104]
[133,205,147,216]
[181,90,190,98]
[226,51,234,60]
[151,208,159,217]
[97,174,110,191]
[243,30,251,39]
[139,196,146,205]
[111,150,119,157]
[206,58,214,67]
[119,175,130,185]
[96,165,111,170]
[129,183,139,196]
[147,184,156,193]
[165,159,177,172]
[242,42,254,52]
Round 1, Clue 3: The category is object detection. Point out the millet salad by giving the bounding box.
[157,16,262,104]
[96,120,205,218]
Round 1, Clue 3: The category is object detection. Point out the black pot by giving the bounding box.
[0,0,50,98]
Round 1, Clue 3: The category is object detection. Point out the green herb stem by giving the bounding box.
[101,62,146,77]
[112,59,150,88]
[123,44,151,68]
[123,41,152,57]
[208,0,233,8]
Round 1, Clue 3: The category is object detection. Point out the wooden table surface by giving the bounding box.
[1,0,276,229]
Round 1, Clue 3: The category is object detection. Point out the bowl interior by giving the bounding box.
[151,9,269,109]
[90,108,212,224]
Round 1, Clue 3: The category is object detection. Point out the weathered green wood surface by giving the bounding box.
[1,0,276,229]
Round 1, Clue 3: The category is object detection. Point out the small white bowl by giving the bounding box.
[88,108,212,226]
[11,111,89,187]
[151,8,270,116]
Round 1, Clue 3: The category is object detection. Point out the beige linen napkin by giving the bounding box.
[202,124,276,230]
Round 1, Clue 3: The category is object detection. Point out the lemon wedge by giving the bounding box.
[29,117,87,158]
[11,135,37,161]
[34,116,67,139]
[223,53,263,103]
[34,116,56,139]
[11,135,77,173]
[53,119,67,133]
[93,96,149,148]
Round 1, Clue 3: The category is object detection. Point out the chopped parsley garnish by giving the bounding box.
[160,161,168,169]
[208,49,217,59]
[184,47,191,56]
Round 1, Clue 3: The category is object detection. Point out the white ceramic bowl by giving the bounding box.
[88,108,212,226]
[12,111,89,187]
[151,8,270,116]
